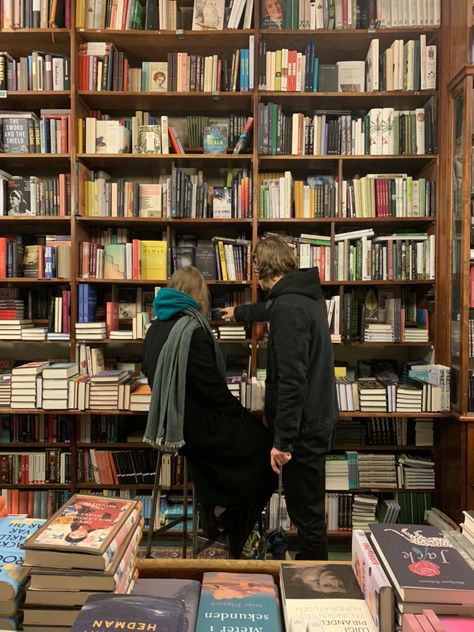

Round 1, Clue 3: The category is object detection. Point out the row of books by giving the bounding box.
[77,448,155,485]
[327,452,435,490]
[333,418,434,447]
[0,51,70,92]
[258,36,436,92]
[261,0,441,30]
[0,172,71,217]
[0,413,72,443]
[80,167,253,219]
[1,488,69,517]
[0,449,71,483]
[0,235,70,279]
[0,0,70,28]
[0,111,71,154]
[77,40,254,92]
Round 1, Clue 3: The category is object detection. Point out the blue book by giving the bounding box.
[0,517,45,600]
[203,126,228,154]
[79,283,84,323]
[70,594,186,632]
[83,283,97,322]
[196,572,282,631]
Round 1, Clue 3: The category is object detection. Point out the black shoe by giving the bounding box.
[198,504,224,540]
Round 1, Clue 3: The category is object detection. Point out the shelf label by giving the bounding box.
[212,91,221,100]
[0,91,6,98]
[176,29,184,38]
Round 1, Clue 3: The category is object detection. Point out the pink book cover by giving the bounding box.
[439,617,474,632]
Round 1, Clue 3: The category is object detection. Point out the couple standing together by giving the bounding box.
[143,235,339,559]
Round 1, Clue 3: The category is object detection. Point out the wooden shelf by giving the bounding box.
[259,154,436,169]
[0,154,71,169]
[322,279,434,286]
[77,483,155,489]
[78,91,253,112]
[0,278,70,283]
[77,442,147,448]
[0,216,70,224]
[259,90,437,109]
[0,483,71,489]
[338,412,448,418]
[333,445,432,451]
[337,341,433,347]
[77,278,251,286]
[258,217,435,225]
[0,443,70,448]
[2,91,71,108]
[77,153,252,170]
[328,487,435,493]
[77,217,252,226]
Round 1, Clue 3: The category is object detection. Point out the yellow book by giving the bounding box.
[334,366,347,377]
[140,241,167,280]
[275,49,282,91]
[217,240,228,281]
[76,0,86,28]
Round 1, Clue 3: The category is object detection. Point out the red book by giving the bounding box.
[0,237,7,277]
[62,289,70,334]
[168,127,183,154]
[470,265,474,307]
[27,491,34,518]
[132,239,140,279]
[105,301,119,337]
[18,491,28,516]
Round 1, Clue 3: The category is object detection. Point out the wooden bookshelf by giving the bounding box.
[0,1,455,529]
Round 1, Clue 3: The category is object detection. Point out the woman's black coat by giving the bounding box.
[142,316,277,509]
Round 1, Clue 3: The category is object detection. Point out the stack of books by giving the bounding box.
[89,370,132,411]
[11,361,49,409]
[0,373,11,406]
[0,299,24,319]
[129,380,151,412]
[22,494,142,631]
[217,324,247,340]
[40,363,79,410]
[396,384,423,412]
[358,379,388,412]
[0,516,46,630]
[404,327,429,343]
[358,453,397,489]
[22,327,48,341]
[326,455,350,491]
[369,524,474,624]
[377,498,401,523]
[398,454,435,490]
[75,322,107,341]
[363,322,394,342]
[403,609,474,631]
[0,319,33,340]
[109,329,134,340]
[351,494,378,532]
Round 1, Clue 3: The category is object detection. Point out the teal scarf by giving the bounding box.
[144,303,226,451]
[153,287,199,320]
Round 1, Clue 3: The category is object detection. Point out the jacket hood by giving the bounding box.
[268,268,324,301]
[153,287,199,320]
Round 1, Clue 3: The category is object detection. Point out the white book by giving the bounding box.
[337,61,365,93]
[315,0,324,28]
[415,107,425,154]
[366,39,379,92]
[243,0,253,28]
[425,45,437,90]
[381,107,394,155]
[248,35,254,90]
[368,108,382,155]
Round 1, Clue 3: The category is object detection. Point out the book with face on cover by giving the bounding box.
[195,571,283,631]
[279,563,377,632]
[23,494,140,558]
[369,524,474,605]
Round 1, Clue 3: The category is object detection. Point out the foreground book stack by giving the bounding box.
[21,494,142,632]
[369,524,474,624]
[0,516,45,631]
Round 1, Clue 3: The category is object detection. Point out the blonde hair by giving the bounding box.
[253,235,296,282]
[168,266,210,315]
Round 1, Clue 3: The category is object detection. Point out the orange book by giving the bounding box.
[18,491,28,515]
[27,491,34,518]
[106,301,119,337]
[10,489,19,514]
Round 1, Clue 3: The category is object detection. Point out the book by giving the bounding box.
[261,0,284,29]
[23,494,139,557]
[352,529,394,631]
[7,177,32,215]
[0,517,45,600]
[280,562,377,632]
[203,125,229,154]
[140,240,167,280]
[41,363,78,379]
[195,571,282,631]
[132,578,201,631]
[192,0,225,31]
[369,524,474,605]
[70,594,186,632]
[148,62,168,92]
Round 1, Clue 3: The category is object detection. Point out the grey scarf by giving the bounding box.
[144,307,226,451]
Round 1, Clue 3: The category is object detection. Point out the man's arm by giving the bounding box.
[271,304,310,452]
[220,302,270,323]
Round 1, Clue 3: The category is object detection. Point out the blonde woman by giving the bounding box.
[143,266,276,558]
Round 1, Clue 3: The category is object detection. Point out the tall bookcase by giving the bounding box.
[0,0,454,531]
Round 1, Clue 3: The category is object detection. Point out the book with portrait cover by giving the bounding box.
[203,125,228,154]
[192,0,225,31]
[279,563,377,632]
[260,0,285,29]
[23,494,139,557]
[70,594,186,632]
[7,177,32,215]
[195,571,282,631]
[369,524,474,605]
[0,517,45,600]
[352,529,394,631]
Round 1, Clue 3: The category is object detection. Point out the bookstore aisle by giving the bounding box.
[0,0,474,629]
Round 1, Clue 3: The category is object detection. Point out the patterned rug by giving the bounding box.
[137,545,228,559]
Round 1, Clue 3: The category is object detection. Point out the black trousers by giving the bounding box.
[282,439,328,560]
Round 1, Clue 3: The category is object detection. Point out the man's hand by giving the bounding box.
[270,447,292,474]
[219,306,236,321]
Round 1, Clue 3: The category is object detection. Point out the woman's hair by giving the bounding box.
[168,266,210,315]
[252,235,296,282]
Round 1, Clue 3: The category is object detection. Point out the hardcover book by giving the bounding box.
[203,125,228,154]
[369,524,474,604]
[137,125,161,154]
[23,494,139,555]
[280,563,377,632]
[104,244,126,279]
[7,177,32,215]
[70,594,186,632]
[192,0,225,31]
[0,517,45,600]
[212,186,232,218]
[195,571,282,631]
[132,578,201,631]
[352,529,394,631]
[140,240,167,280]
[148,62,168,92]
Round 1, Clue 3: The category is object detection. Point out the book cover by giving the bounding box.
[132,578,201,631]
[104,244,126,279]
[7,178,32,215]
[137,125,161,154]
[212,186,232,218]
[140,240,167,280]
[23,494,138,555]
[203,125,228,154]
[70,594,186,632]
[0,517,45,600]
[261,0,285,29]
[192,0,225,30]
[280,563,377,632]
[2,118,30,153]
[148,62,168,92]
[195,571,282,631]
[352,529,394,631]
[369,524,474,604]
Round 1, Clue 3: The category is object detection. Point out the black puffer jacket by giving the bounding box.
[235,268,338,453]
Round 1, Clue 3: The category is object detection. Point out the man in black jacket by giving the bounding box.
[221,235,339,559]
